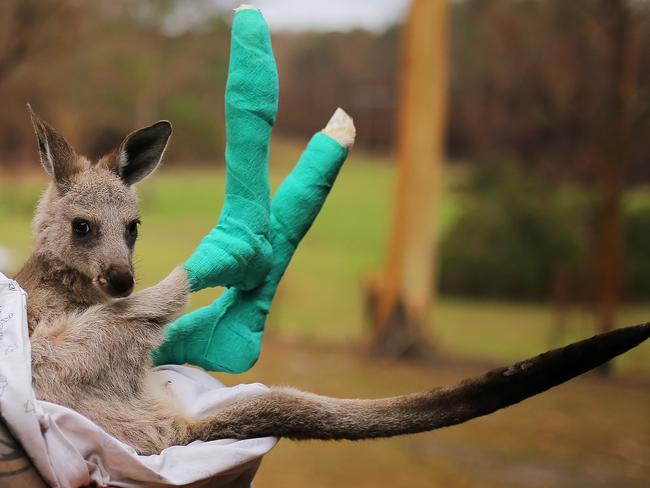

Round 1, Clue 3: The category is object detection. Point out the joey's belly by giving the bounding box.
[34,373,187,454]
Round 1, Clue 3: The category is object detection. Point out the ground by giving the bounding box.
[1,139,649,485]
[230,340,650,488]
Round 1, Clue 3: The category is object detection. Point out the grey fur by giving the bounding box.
[27,104,77,186]
[16,111,650,457]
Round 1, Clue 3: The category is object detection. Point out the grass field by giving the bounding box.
[1,141,649,486]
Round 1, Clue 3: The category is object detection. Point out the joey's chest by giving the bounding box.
[32,360,151,412]
[24,290,101,338]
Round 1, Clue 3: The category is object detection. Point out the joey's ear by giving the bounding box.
[104,121,172,186]
[27,103,78,184]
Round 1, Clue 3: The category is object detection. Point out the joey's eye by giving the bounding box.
[127,219,140,237]
[72,219,91,236]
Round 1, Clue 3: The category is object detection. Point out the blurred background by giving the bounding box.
[1,0,649,486]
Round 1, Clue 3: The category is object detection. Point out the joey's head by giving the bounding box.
[27,105,171,298]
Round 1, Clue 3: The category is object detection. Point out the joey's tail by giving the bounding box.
[197,324,650,441]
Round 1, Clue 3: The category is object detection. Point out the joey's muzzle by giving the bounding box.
[98,266,134,298]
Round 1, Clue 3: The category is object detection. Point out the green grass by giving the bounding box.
[1,142,649,376]
[434,298,650,375]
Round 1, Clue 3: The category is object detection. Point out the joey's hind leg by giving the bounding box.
[153,109,354,373]
[184,8,277,292]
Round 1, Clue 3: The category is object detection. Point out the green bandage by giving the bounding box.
[153,132,349,372]
[184,8,277,292]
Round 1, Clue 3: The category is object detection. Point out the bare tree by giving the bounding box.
[365,0,448,358]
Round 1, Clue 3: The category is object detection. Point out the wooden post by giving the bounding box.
[365,0,448,358]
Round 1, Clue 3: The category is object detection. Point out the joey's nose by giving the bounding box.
[101,266,134,297]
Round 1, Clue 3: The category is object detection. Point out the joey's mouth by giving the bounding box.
[96,271,135,298]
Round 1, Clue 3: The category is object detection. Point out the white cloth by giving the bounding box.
[0,273,278,487]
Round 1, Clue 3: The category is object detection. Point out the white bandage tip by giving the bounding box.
[235,4,258,12]
[322,108,356,148]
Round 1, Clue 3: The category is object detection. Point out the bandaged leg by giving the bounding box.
[184,7,277,292]
[153,110,355,372]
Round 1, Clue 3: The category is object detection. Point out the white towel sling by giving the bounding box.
[0,273,277,488]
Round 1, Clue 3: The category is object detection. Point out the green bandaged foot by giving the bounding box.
[153,111,355,372]
[184,7,277,292]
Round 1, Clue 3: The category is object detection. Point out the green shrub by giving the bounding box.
[439,163,586,300]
